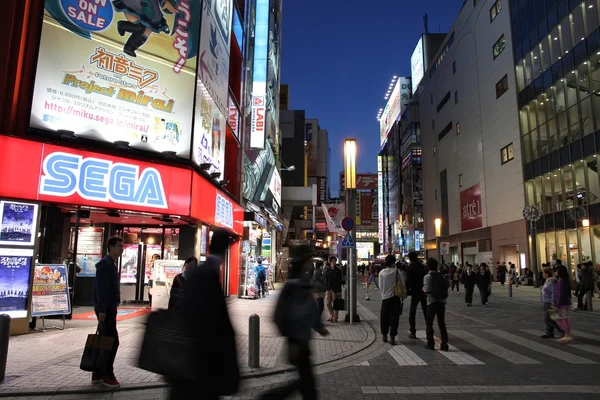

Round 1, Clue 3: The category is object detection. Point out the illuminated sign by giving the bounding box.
[215,194,234,229]
[411,37,424,94]
[377,156,384,244]
[250,96,266,148]
[250,0,270,149]
[379,77,411,147]
[269,168,282,206]
[39,152,167,209]
[228,96,240,140]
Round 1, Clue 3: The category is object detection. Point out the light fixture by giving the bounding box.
[583,219,590,227]
[281,165,295,171]
[434,218,442,237]
[343,139,357,190]
[106,211,120,218]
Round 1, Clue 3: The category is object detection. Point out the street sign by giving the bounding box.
[341,217,355,231]
[440,242,450,256]
[341,232,355,248]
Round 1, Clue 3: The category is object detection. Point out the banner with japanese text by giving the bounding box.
[32,264,71,317]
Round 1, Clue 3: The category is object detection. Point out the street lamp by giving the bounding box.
[343,138,359,323]
[434,218,442,262]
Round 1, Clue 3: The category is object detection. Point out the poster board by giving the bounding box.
[151,260,184,311]
[31,264,71,317]
[71,227,104,277]
[0,201,39,246]
[0,248,34,318]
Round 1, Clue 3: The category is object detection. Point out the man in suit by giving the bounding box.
[461,263,477,306]
[405,251,427,339]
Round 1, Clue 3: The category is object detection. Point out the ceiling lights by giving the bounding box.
[376,75,399,120]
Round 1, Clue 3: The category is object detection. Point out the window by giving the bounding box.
[437,91,451,113]
[493,35,506,59]
[459,174,463,187]
[496,74,509,98]
[456,121,460,135]
[489,0,502,22]
[438,121,453,141]
[454,91,459,104]
[453,61,456,74]
[501,142,514,164]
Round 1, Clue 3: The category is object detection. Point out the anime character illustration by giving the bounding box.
[211,117,221,167]
[164,122,181,147]
[111,0,179,57]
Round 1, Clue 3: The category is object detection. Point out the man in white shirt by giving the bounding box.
[379,255,404,345]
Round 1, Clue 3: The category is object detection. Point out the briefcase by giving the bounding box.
[80,326,114,373]
[333,296,345,311]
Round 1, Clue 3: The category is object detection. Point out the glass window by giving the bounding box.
[522,133,533,163]
[586,157,600,204]
[593,96,600,134]
[519,108,530,134]
[550,27,562,64]
[456,121,461,135]
[584,1,599,36]
[571,5,585,43]
[574,160,588,206]
[554,80,567,114]
[534,176,544,208]
[563,165,575,208]
[531,128,539,160]
[568,229,580,273]
[568,105,581,140]
[547,118,558,152]
[564,71,579,107]
[531,48,542,79]
[593,227,600,264]
[459,173,463,187]
[540,37,551,72]
[516,63,526,91]
[496,75,509,98]
[538,233,548,265]
[536,96,547,126]
[525,180,535,206]
[501,142,515,164]
[558,111,569,145]
[544,87,556,120]
[490,0,502,22]
[529,103,539,130]
[557,230,568,265]
[539,124,549,156]
[559,15,573,54]
[578,62,591,102]
[523,56,534,86]
[493,35,507,59]
[581,97,594,136]
[547,231,557,264]
[543,173,553,212]
[552,169,564,210]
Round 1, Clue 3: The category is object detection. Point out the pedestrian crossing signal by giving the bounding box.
[341,232,355,248]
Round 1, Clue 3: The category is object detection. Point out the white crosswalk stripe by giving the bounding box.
[416,331,485,365]
[452,330,540,364]
[520,329,600,356]
[387,345,427,366]
[486,329,597,364]
[355,361,370,366]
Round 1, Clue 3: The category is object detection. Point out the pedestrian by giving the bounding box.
[405,251,427,339]
[254,257,267,298]
[170,229,239,399]
[423,258,449,351]
[477,263,492,307]
[312,260,327,317]
[365,262,379,300]
[451,266,460,293]
[325,256,343,322]
[554,264,574,343]
[509,263,519,287]
[262,245,329,400]
[379,254,404,345]
[540,267,563,339]
[92,236,124,388]
[497,262,507,286]
[168,256,198,311]
[461,263,477,306]
[577,262,594,310]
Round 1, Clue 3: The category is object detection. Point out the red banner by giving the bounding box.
[460,184,483,232]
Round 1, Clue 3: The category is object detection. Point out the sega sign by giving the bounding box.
[39,152,168,209]
[215,194,234,229]
[250,95,266,148]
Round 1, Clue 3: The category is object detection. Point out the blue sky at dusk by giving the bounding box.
[281,0,464,196]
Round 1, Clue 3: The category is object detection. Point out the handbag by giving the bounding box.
[333,295,345,310]
[80,324,114,373]
[394,270,408,299]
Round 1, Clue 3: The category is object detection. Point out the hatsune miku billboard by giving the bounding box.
[29,0,202,160]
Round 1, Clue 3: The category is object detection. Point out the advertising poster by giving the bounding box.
[261,236,271,264]
[0,201,38,246]
[0,248,33,319]
[460,184,483,232]
[32,264,71,317]
[76,254,102,277]
[356,242,374,261]
[145,245,162,284]
[151,259,184,310]
[192,0,233,173]
[30,0,202,158]
[120,244,139,284]
[360,192,373,226]
[71,227,104,277]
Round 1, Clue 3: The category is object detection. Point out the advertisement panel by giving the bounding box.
[460,184,483,232]
[411,37,424,94]
[0,201,39,247]
[250,0,270,149]
[356,242,374,261]
[305,120,318,176]
[379,77,411,147]
[228,96,240,141]
[192,0,233,174]
[32,264,71,317]
[317,177,327,203]
[269,169,282,206]
[151,259,184,310]
[71,227,104,277]
[377,156,384,244]
[0,248,33,319]
[360,192,372,226]
[30,0,201,158]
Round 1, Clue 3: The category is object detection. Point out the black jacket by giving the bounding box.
[168,273,186,311]
[461,270,477,287]
[92,255,120,313]
[326,266,344,292]
[477,270,491,287]
[405,261,427,296]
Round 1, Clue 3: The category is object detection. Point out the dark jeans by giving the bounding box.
[577,289,591,310]
[426,301,448,347]
[542,303,563,336]
[464,285,474,304]
[94,309,119,377]
[256,278,266,296]
[409,293,427,335]
[451,281,460,292]
[260,339,316,400]
[478,285,489,305]
[380,297,401,337]
[316,296,325,317]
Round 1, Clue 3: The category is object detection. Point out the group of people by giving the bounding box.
[312,256,345,323]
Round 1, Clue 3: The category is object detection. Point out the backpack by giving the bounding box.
[429,272,449,300]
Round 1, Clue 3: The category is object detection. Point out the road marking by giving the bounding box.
[452,330,540,364]
[523,328,600,343]
[416,331,484,365]
[361,385,600,394]
[387,345,427,366]
[355,361,370,366]
[486,329,597,364]
[521,329,600,356]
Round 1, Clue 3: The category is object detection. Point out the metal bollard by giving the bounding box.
[248,314,260,368]
[0,315,11,382]
[508,279,513,298]
[586,291,594,312]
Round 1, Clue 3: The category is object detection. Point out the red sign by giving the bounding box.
[317,177,326,203]
[460,184,483,232]
[340,173,378,191]
[360,192,372,225]
[0,136,191,215]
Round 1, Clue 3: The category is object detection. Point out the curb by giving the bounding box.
[0,315,377,397]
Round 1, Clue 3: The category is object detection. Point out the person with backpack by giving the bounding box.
[378,254,405,345]
[262,245,329,399]
[254,258,267,298]
[423,258,449,351]
[477,263,492,307]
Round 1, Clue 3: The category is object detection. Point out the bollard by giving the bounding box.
[248,314,260,368]
[586,291,594,312]
[0,315,10,382]
[508,279,513,298]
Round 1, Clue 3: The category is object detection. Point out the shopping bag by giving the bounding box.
[80,325,114,372]
[333,296,345,311]
[394,271,408,299]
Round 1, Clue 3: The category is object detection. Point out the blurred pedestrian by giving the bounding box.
[261,245,329,400]
[405,251,427,339]
[423,258,449,351]
[365,262,379,300]
[168,256,198,311]
[312,260,327,317]
[554,264,573,343]
[451,265,460,294]
[540,267,562,339]
[379,254,403,345]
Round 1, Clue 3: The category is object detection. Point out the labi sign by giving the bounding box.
[460,184,483,232]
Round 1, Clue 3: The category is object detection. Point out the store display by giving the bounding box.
[32,264,71,317]
[0,248,34,318]
[151,260,184,310]
[0,201,38,246]
[71,227,104,277]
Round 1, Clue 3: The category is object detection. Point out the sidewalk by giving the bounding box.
[0,292,375,397]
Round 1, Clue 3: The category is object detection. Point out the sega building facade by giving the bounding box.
[0,0,252,334]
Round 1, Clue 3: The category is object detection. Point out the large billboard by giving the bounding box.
[411,37,424,94]
[377,156,384,244]
[379,77,411,147]
[460,184,483,232]
[192,0,233,174]
[250,0,270,149]
[340,173,378,191]
[30,0,202,158]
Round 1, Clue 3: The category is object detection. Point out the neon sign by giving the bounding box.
[215,194,233,229]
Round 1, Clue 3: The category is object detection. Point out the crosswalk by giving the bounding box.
[359,329,600,367]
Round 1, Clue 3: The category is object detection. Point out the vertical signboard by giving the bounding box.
[192,0,233,174]
[317,177,327,204]
[250,0,269,149]
[379,77,411,147]
[360,192,372,225]
[460,184,483,231]
[411,37,425,94]
[0,248,34,318]
[377,156,384,244]
[30,0,201,158]
[269,169,282,206]
[228,96,240,141]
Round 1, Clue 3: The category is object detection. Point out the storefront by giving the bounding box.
[0,136,243,334]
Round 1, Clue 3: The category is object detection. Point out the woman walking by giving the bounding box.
[379,255,404,345]
[540,267,562,339]
[554,264,574,343]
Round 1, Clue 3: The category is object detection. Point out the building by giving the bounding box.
[509,0,600,278]
[0,0,271,334]
[418,0,527,269]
